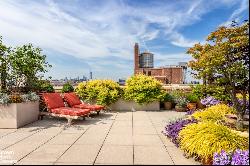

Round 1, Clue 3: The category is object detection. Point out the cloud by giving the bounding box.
[221,0,249,26]
[0,0,248,80]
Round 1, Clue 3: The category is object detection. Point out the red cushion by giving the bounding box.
[42,93,65,110]
[73,103,104,111]
[51,107,90,116]
[63,93,82,107]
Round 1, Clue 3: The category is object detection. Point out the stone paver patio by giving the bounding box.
[0,110,199,165]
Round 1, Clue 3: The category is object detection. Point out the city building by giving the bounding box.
[134,43,186,84]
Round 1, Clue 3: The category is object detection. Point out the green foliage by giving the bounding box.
[61,82,74,93]
[205,85,231,101]
[190,84,205,99]
[123,74,162,104]
[179,122,249,160]
[192,104,236,122]
[75,80,121,106]
[186,93,199,103]
[39,81,55,93]
[8,44,51,92]
[159,91,174,102]
[187,21,249,121]
[1,36,51,93]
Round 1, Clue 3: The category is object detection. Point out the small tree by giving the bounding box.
[8,44,51,93]
[0,36,10,92]
[187,21,249,130]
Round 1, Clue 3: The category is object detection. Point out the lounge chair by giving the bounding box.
[63,92,105,115]
[41,93,91,125]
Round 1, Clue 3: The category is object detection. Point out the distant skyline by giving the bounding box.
[0,0,249,81]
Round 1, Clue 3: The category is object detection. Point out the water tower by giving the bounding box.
[139,51,154,68]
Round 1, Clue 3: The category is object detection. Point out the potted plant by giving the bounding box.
[61,82,74,93]
[159,92,174,110]
[186,93,199,111]
[174,96,188,112]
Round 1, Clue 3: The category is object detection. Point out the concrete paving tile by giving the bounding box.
[84,127,109,135]
[17,133,56,145]
[47,133,81,145]
[109,126,132,135]
[57,145,100,164]
[104,134,133,146]
[15,161,54,165]
[75,134,106,145]
[4,144,38,162]
[54,162,90,165]
[158,134,176,147]
[133,126,157,135]
[20,144,70,163]
[167,146,200,165]
[112,121,132,127]
[134,145,174,165]
[133,134,163,146]
[0,132,33,145]
[133,120,152,127]
[95,145,133,165]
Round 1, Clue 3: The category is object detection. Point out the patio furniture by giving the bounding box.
[41,93,91,125]
[63,92,105,115]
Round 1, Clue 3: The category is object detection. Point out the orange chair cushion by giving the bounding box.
[42,93,65,110]
[63,92,82,107]
[51,107,91,116]
[73,103,104,111]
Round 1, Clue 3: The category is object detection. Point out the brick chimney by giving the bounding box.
[134,43,139,75]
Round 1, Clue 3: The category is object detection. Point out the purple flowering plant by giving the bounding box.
[162,118,197,147]
[213,149,249,165]
[201,96,221,106]
[228,99,249,115]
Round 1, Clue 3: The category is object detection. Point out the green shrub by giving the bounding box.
[39,82,54,93]
[123,74,162,104]
[190,84,205,100]
[61,82,74,93]
[192,104,235,122]
[186,93,199,103]
[159,91,174,102]
[179,122,249,160]
[75,80,121,106]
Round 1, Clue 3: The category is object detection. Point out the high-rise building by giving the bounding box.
[134,43,185,84]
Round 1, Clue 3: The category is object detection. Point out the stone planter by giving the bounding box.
[187,103,197,110]
[175,105,187,112]
[110,98,160,111]
[0,101,39,129]
[164,102,172,110]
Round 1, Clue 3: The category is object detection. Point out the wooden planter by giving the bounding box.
[0,101,39,129]
[187,103,197,110]
[164,102,172,110]
[197,100,205,109]
[175,105,187,112]
[201,157,213,165]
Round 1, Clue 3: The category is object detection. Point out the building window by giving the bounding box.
[148,71,151,76]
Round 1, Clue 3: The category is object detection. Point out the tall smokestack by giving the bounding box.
[134,43,139,75]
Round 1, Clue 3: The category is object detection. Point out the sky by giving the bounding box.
[0,0,249,82]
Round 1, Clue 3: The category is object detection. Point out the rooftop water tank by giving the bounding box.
[139,51,154,68]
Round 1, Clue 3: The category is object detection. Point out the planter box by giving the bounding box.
[0,101,39,129]
[110,98,160,111]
